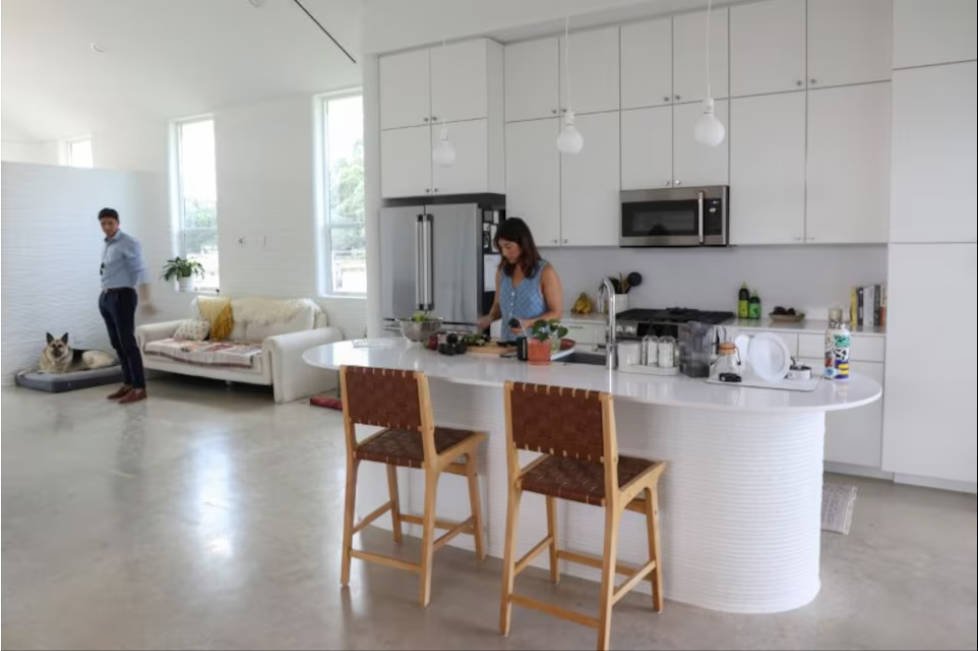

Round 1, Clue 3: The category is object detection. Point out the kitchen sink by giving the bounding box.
[560,351,607,366]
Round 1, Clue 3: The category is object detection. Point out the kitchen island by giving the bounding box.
[304,339,881,614]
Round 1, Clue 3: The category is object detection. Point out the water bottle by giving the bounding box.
[824,306,851,380]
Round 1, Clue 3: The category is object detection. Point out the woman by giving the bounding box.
[477,218,563,341]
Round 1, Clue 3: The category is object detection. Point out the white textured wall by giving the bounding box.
[0,162,173,382]
[1,140,59,165]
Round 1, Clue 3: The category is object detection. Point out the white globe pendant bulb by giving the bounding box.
[432,126,456,166]
[556,109,584,154]
[694,97,726,147]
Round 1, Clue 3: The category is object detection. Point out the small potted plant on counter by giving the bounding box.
[527,318,569,365]
[162,256,205,292]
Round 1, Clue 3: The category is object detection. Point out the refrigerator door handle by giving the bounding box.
[415,215,424,311]
[424,213,434,311]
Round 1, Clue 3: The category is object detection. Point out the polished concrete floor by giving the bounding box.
[2,377,976,650]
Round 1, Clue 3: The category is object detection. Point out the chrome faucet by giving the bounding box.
[602,277,618,370]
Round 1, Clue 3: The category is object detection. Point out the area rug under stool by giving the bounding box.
[822,482,858,535]
[310,394,342,410]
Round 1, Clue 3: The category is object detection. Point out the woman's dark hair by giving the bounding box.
[494,217,542,278]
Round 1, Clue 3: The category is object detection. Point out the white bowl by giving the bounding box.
[397,318,443,342]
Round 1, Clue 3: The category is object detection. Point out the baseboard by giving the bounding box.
[893,473,977,495]
[824,461,894,481]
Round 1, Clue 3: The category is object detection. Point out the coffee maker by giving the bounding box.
[678,321,714,378]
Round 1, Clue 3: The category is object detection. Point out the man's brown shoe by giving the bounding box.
[118,388,147,404]
[107,385,132,400]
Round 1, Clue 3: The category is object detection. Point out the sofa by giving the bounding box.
[135,296,343,403]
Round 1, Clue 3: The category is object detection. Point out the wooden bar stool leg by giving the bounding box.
[596,506,622,651]
[418,467,440,607]
[386,464,403,544]
[341,457,360,587]
[546,495,560,584]
[646,486,664,612]
[465,453,486,560]
[499,485,523,636]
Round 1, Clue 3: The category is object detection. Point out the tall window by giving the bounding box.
[321,93,365,294]
[175,117,219,290]
[66,137,93,168]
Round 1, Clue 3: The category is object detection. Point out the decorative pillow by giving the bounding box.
[172,319,211,341]
[196,296,234,341]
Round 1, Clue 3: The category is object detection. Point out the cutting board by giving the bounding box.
[465,342,516,356]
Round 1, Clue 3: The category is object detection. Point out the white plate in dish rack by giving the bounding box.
[745,332,792,383]
[705,375,821,392]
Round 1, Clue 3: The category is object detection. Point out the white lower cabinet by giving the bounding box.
[562,319,606,346]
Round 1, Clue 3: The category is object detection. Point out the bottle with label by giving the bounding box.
[738,283,750,319]
[824,306,851,380]
[748,291,761,320]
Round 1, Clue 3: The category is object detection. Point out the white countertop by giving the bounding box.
[564,314,886,336]
[304,339,881,414]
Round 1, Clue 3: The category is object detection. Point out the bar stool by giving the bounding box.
[338,365,487,607]
[499,381,666,651]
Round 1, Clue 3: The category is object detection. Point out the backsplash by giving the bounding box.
[543,244,888,321]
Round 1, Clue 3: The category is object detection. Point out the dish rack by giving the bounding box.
[705,374,820,392]
[619,364,679,376]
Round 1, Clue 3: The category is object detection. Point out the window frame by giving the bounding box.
[173,115,220,293]
[65,136,93,168]
[317,88,366,298]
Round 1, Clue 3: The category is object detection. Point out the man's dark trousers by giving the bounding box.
[99,288,145,389]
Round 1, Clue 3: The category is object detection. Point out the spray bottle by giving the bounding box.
[824,306,851,380]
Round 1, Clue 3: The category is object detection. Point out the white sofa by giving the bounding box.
[135,297,343,403]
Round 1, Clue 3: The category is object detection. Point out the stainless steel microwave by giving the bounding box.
[620,186,729,247]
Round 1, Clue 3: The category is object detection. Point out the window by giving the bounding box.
[66,137,93,168]
[320,93,365,295]
[175,117,219,290]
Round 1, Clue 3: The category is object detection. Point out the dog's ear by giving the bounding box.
[61,333,69,343]
[46,333,54,343]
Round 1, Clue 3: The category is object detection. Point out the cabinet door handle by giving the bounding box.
[793,236,803,242]
[551,109,558,114]
[424,188,431,193]
[674,179,682,186]
[562,238,568,244]
[432,188,438,193]
[674,94,681,101]
[431,116,438,121]
[551,238,559,244]
[423,117,429,122]
[795,80,803,86]
[665,179,673,186]
[809,78,817,85]
[663,95,671,102]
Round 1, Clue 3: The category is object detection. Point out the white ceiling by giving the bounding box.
[1,0,363,142]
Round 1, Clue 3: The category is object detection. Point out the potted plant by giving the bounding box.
[162,257,205,292]
[527,318,569,365]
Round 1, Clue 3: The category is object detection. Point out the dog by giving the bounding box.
[39,332,116,373]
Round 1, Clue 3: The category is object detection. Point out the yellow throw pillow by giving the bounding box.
[196,296,234,341]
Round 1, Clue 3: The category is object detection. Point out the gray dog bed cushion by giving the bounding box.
[15,364,123,393]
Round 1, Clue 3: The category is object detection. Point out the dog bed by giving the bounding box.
[15,364,123,393]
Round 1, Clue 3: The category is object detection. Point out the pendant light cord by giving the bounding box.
[291,0,357,64]
[704,0,713,99]
[564,16,572,114]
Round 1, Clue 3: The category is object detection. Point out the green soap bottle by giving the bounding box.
[738,283,750,319]
[748,291,761,320]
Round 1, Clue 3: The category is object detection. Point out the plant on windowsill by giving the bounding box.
[162,257,205,292]
[527,318,569,365]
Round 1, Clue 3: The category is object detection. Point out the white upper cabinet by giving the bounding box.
[730,92,806,244]
[379,49,430,129]
[505,119,561,246]
[730,0,806,96]
[561,111,620,246]
[560,26,620,114]
[621,18,672,109]
[807,0,892,88]
[807,83,891,244]
[505,37,561,121]
[381,126,432,198]
[673,100,729,187]
[894,0,977,68]
[891,62,977,243]
[621,106,673,190]
[673,8,729,103]
[430,40,489,124]
[431,120,488,195]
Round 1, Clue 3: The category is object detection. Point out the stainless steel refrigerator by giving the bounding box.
[380,199,503,330]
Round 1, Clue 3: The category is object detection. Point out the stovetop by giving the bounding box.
[616,307,735,325]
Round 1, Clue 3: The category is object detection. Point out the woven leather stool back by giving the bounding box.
[341,366,423,431]
[507,382,606,462]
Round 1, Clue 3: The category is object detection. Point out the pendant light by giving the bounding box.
[693,0,726,147]
[556,16,583,155]
[432,39,457,166]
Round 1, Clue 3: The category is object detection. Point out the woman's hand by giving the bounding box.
[477,314,492,330]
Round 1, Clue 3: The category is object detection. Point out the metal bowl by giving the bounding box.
[398,317,443,342]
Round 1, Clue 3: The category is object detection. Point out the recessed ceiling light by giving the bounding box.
[90,42,105,54]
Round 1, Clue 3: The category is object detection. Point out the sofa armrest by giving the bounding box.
[264,327,344,403]
[136,320,184,349]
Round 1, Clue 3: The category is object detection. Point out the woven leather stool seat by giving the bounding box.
[357,427,479,469]
[521,455,659,507]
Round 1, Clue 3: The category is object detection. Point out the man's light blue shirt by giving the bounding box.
[101,231,147,290]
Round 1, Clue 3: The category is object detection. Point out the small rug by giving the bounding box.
[822,482,858,535]
[310,395,342,410]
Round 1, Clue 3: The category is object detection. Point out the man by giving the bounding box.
[98,207,155,404]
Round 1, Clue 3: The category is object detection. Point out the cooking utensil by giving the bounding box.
[626,272,643,288]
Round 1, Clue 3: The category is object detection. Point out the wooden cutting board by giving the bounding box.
[465,342,516,356]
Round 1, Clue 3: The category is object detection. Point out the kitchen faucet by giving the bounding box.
[602,277,618,370]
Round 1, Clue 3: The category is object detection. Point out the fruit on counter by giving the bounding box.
[571,291,594,315]
[461,333,488,346]
[772,306,797,315]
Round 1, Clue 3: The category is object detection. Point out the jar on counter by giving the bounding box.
[710,341,742,380]
[657,336,677,368]
[642,335,658,366]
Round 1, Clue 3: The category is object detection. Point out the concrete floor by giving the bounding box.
[2,377,976,650]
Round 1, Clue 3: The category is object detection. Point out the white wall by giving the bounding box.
[1,140,59,165]
[545,244,888,318]
[0,162,174,382]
